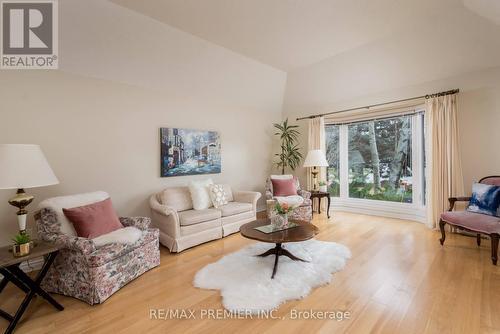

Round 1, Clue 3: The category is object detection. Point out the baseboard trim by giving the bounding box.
[330,206,426,224]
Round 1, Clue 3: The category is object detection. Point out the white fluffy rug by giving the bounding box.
[193,239,351,313]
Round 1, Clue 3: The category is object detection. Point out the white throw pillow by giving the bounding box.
[92,227,142,247]
[189,179,214,210]
[209,184,229,208]
[274,195,304,208]
[270,174,293,180]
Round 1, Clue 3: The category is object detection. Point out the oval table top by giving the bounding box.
[239,218,319,244]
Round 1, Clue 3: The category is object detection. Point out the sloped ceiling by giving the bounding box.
[110,0,500,72]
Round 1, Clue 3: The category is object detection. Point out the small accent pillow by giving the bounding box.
[188,178,214,210]
[467,182,500,217]
[209,184,228,208]
[269,174,293,193]
[63,198,123,239]
[271,178,297,197]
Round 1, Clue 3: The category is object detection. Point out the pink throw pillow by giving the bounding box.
[271,178,297,196]
[63,198,123,239]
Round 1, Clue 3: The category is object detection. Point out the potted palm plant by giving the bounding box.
[274,118,303,174]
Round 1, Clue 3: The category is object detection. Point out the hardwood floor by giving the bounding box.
[2,212,500,334]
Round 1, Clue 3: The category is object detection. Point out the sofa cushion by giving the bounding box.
[160,187,193,212]
[441,211,500,234]
[178,208,221,226]
[219,202,253,217]
[221,210,254,225]
[180,219,221,236]
[38,191,110,237]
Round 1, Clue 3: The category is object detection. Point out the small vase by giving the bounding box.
[271,213,288,230]
[281,213,288,228]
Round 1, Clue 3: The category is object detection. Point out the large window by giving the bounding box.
[348,116,412,203]
[325,112,425,214]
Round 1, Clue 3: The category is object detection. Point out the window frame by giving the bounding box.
[325,107,426,223]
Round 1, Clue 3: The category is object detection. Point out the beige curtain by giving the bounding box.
[425,94,464,228]
[307,117,326,211]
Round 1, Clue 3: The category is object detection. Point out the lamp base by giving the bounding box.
[311,167,319,191]
[8,188,34,233]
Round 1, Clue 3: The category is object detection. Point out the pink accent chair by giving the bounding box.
[439,176,500,265]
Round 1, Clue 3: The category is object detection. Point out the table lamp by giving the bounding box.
[0,144,59,233]
[303,149,329,191]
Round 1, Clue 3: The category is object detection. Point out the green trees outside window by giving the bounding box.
[325,115,416,203]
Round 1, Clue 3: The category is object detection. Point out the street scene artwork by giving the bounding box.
[160,128,221,177]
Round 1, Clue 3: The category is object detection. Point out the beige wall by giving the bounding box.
[283,67,500,193]
[459,86,500,188]
[0,70,284,245]
[0,1,286,245]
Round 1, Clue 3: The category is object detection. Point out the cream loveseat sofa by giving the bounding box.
[150,185,261,252]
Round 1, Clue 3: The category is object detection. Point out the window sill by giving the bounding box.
[329,197,426,223]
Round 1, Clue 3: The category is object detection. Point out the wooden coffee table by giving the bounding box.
[240,219,319,279]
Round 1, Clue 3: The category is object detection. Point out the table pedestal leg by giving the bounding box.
[256,243,308,279]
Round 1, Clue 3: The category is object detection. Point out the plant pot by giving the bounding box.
[12,242,30,257]
[319,185,328,192]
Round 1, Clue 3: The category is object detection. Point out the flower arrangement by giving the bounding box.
[318,181,327,186]
[274,201,294,215]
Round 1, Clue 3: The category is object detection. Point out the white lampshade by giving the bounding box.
[0,144,59,189]
[303,149,329,168]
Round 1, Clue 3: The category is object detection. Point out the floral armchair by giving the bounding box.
[439,176,500,265]
[35,192,160,305]
[265,175,312,222]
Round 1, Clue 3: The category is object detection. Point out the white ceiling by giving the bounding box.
[110,0,500,72]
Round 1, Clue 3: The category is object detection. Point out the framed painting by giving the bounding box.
[160,128,221,177]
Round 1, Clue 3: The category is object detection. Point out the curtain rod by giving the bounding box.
[326,109,424,127]
[296,88,459,121]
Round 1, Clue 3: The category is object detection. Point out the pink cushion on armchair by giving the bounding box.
[63,198,123,238]
[271,178,297,196]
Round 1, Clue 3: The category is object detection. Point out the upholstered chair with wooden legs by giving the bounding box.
[439,176,500,265]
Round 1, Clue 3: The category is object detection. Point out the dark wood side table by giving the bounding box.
[240,219,319,279]
[0,241,63,334]
[309,190,331,218]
